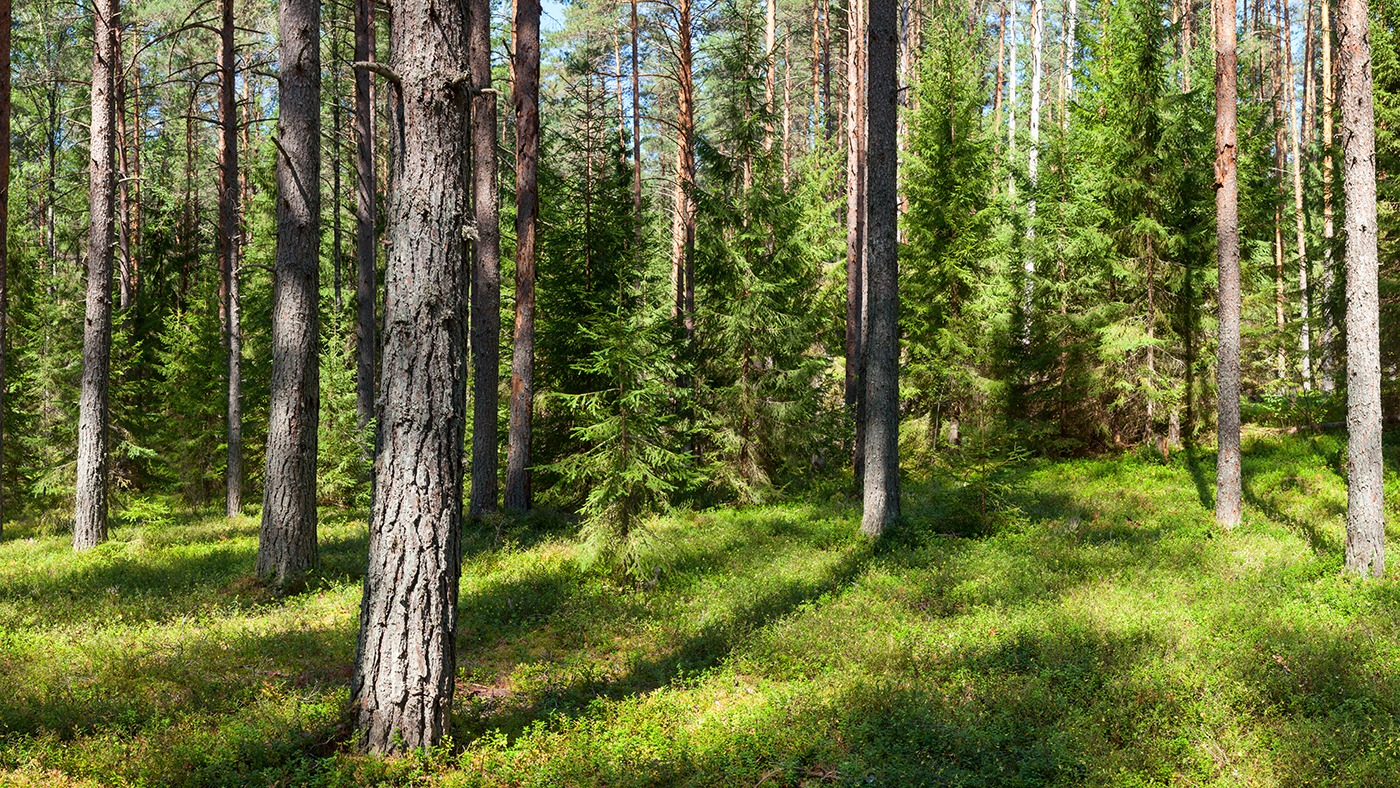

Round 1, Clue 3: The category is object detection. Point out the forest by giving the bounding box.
[0,0,1399,779]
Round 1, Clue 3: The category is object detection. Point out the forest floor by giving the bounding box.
[3,430,1400,786]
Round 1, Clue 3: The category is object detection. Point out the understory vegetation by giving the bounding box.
[3,429,1400,786]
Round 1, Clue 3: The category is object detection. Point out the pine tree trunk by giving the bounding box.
[258,0,321,584]
[1319,0,1337,392]
[670,0,696,366]
[1339,0,1382,576]
[1286,0,1311,390]
[766,0,776,151]
[220,0,243,517]
[993,2,1006,156]
[351,0,470,747]
[505,0,539,512]
[469,0,502,518]
[355,0,377,440]
[845,0,866,485]
[862,0,899,538]
[332,30,344,314]
[75,0,119,550]
[1214,0,1242,528]
[1023,0,1041,341]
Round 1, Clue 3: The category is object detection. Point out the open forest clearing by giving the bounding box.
[3,430,1400,787]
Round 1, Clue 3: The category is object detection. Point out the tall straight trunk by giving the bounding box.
[1339,0,1382,576]
[351,0,470,749]
[1214,0,1242,528]
[1318,0,1337,392]
[505,0,539,512]
[863,0,898,537]
[766,0,776,150]
[631,0,642,231]
[114,25,133,314]
[1285,0,1311,390]
[812,0,820,141]
[1303,0,1316,146]
[669,0,696,357]
[332,32,344,314]
[1272,0,1285,386]
[845,0,866,484]
[355,0,377,438]
[1066,0,1076,101]
[823,0,834,139]
[1023,0,1041,341]
[219,0,243,516]
[0,0,9,537]
[783,32,792,179]
[258,0,321,585]
[993,2,1006,154]
[469,0,502,517]
[75,0,119,550]
[1009,0,1017,157]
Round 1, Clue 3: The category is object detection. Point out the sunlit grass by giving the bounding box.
[4,432,1400,785]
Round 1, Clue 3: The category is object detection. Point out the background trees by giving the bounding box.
[0,0,1391,568]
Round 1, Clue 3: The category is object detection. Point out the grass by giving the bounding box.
[4,431,1400,786]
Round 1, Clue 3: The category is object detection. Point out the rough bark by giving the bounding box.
[862,0,899,538]
[1339,0,1382,577]
[1214,0,1242,529]
[355,0,377,440]
[219,0,243,516]
[669,0,696,360]
[469,0,501,517]
[631,0,641,227]
[1023,0,1041,341]
[75,0,119,550]
[258,0,321,584]
[505,0,539,512]
[351,0,470,748]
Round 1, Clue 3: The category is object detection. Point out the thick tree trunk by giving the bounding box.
[862,0,898,538]
[351,0,470,748]
[258,0,321,584]
[1339,0,1382,577]
[75,0,119,550]
[355,0,377,440]
[220,0,243,517]
[845,0,866,484]
[1214,0,1241,528]
[505,0,539,512]
[993,2,1006,155]
[469,0,501,517]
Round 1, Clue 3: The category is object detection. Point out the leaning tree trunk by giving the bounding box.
[258,0,321,585]
[862,0,899,538]
[75,0,119,551]
[350,0,470,749]
[1213,0,1242,529]
[468,0,501,517]
[1339,0,1383,577]
[505,0,539,511]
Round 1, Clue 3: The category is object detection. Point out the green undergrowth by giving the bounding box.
[5,431,1400,786]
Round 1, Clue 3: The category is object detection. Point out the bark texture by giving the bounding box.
[1213,0,1242,528]
[505,0,539,511]
[469,0,501,517]
[258,0,321,583]
[845,0,866,484]
[75,0,119,550]
[862,0,899,538]
[1339,0,1383,577]
[351,0,470,748]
